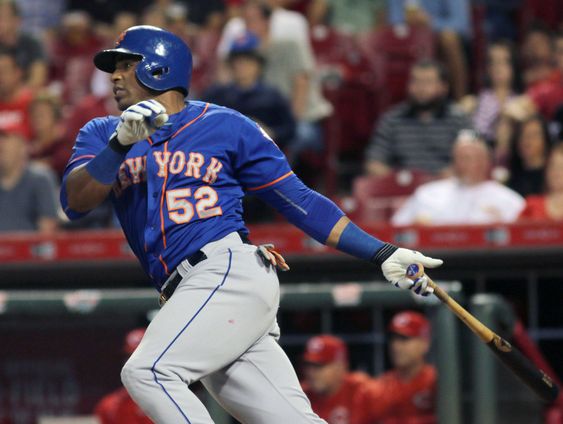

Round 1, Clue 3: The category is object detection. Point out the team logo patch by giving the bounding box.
[115,30,127,46]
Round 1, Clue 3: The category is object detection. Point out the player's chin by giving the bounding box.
[115,96,132,112]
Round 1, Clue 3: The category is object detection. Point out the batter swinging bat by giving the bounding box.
[406,263,559,403]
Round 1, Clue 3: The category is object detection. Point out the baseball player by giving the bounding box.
[301,335,377,424]
[94,328,152,424]
[60,25,442,423]
[368,311,437,424]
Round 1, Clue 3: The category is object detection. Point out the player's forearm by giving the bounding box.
[65,165,113,212]
[257,176,397,263]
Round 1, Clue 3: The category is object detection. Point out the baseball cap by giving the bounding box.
[228,31,264,63]
[303,335,348,365]
[388,311,431,339]
[123,328,146,354]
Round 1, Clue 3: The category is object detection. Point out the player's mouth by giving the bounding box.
[113,87,126,98]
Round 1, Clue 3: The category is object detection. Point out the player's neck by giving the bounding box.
[153,91,186,115]
[396,361,424,381]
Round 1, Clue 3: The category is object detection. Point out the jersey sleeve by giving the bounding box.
[60,117,116,219]
[63,117,116,175]
[234,116,293,192]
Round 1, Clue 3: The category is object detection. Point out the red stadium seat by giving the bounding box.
[350,170,435,222]
[359,25,436,109]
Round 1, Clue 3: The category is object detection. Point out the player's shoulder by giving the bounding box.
[94,387,127,415]
[343,372,374,393]
[382,102,412,121]
[80,115,120,135]
[196,100,243,120]
[197,101,260,132]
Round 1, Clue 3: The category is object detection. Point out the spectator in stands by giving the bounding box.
[0,0,47,89]
[278,0,328,28]
[203,32,296,148]
[94,328,152,424]
[365,60,471,177]
[520,143,563,221]
[520,23,556,89]
[526,30,563,120]
[49,11,104,106]
[177,0,227,29]
[218,0,313,64]
[15,0,65,40]
[387,0,471,100]
[507,115,552,197]
[392,131,524,226]
[480,0,523,42]
[368,310,436,423]
[0,128,58,233]
[301,334,376,424]
[28,92,72,178]
[242,2,332,172]
[463,40,521,145]
[324,0,386,34]
[0,48,33,140]
[66,0,152,26]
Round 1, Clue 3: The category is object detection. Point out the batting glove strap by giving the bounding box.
[372,243,398,266]
[108,135,132,153]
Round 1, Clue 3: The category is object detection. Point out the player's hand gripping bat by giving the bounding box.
[406,263,559,403]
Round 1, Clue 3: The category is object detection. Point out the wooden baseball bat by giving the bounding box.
[406,263,559,404]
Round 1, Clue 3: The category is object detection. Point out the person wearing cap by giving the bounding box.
[94,328,152,424]
[301,334,376,424]
[203,31,296,149]
[367,310,437,424]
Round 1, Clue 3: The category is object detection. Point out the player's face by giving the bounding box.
[303,361,346,395]
[518,119,546,164]
[0,54,22,96]
[111,57,152,111]
[0,134,25,176]
[389,335,429,370]
[231,56,262,87]
[453,141,490,184]
[407,67,447,106]
[546,151,563,193]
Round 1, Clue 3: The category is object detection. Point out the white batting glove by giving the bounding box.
[376,245,443,296]
[114,99,169,146]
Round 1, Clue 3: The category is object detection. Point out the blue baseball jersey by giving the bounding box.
[61,101,293,289]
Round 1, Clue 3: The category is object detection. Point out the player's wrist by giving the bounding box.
[336,221,388,261]
[372,243,399,266]
[86,140,129,185]
[109,133,133,152]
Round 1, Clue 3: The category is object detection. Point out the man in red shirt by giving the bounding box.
[301,334,376,424]
[94,328,152,424]
[526,31,563,120]
[0,48,33,140]
[367,310,437,424]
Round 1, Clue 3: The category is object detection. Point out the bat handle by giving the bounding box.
[406,263,494,342]
[406,263,448,303]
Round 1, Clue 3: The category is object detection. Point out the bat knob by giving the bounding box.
[406,263,424,279]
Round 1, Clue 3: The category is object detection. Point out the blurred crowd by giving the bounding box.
[95,311,439,424]
[1,0,563,233]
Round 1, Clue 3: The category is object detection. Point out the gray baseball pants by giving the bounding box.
[120,232,326,423]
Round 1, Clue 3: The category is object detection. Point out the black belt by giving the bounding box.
[159,232,251,306]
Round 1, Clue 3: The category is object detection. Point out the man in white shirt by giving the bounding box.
[392,131,525,226]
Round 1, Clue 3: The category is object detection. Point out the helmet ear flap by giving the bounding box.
[150,66,170,80]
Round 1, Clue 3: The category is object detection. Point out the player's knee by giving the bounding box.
[121,357,150,394]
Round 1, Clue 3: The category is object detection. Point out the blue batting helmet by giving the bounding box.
[94,25,192,96]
